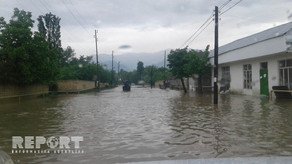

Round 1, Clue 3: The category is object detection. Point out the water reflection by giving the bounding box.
[165,92,230,159]
[0,88,291,163]
[0,96,73,163]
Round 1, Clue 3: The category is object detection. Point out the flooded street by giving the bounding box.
[0,87,292,163]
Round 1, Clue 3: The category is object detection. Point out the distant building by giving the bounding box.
[188,75,212,92]
[167,77,185,90]
[210,22,292,96]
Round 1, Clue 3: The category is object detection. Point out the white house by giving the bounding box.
[210,22,292,96]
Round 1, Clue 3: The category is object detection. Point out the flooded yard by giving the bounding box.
[0,87,292,163]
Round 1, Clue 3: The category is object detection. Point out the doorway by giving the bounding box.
[260,62,269,96]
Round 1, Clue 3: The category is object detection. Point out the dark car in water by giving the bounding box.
[123,81,131,91]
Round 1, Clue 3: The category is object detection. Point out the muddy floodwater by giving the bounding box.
[0,86,292,163]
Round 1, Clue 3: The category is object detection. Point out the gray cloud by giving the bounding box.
[119,45,132,49]
[0,0,292,56]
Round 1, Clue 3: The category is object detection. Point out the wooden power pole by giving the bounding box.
[214,6,219,104]
[118,61,120,83]
[111,51,114,86]
[164,50,166,81]
[94,30,99,89]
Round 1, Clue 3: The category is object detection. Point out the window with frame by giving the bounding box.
[279,59,292,89]
[243,64,252,89]
[221,66,230,87]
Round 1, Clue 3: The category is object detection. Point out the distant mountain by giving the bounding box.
[92,50,170,71]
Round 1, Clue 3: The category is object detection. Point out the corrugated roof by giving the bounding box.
[215,22,292,55]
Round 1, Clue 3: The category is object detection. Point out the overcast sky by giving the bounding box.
[0,0,291,56]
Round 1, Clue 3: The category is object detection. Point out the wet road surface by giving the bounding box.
[0,86,292,163]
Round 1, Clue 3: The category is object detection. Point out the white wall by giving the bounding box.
[218,53,292,96]
[210,36,289,65]
[211,33,292,96]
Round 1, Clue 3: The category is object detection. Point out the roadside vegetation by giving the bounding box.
[168,46,211,93]
[0,8,211,92]
[0,8,112,88]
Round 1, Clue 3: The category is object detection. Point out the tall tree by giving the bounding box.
[185,45,211,93]
[0,8,60,85]
[0,8,35,85]
[167,48,189,93]
[36,12,63,85]
[37,13,61,49]
[0,17,6,31]
[137,61,144,81]
[167,46,211,93]
[60,46,75,66]
[29,32,60,84]
[143,66,171,87]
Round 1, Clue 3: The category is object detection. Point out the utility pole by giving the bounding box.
[118,61,120,83]
[118,61,120,74]
[164,50,167,83]
[94,30,99,89]
[111,51,114,86]
[150,66,153,89]
[214,6,219,105]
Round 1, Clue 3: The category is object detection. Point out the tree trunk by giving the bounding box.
[197,75,203,94]
[180,78,187,93]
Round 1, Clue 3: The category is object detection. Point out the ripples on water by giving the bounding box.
[0,86,292,163]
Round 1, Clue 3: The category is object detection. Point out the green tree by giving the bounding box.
[60,46,75,66]
[37,13,61,49]
[59,54,94,80]
[137,61,144,81]
[152,67,171,83]
[58,50,114,84]
[0,8,60,85]
[144,65,169,87]
[144,65,155,88]
[29,32,59,84]
[167,48,189,93]
[185,45,211,93]
[167,46,211,93]
[0,17,6,30]
[119,69,129,82]
[0,9,35,85]
[99,65,112,83]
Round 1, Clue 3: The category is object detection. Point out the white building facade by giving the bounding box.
[211,22,292,96]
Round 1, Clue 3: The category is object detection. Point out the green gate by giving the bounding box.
[260,69,269,96]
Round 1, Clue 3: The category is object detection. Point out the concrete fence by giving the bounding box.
[57,80,96,93]
[0,84,49,98]
[0,80,109,99]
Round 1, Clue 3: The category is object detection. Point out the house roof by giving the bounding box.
[212,21,292,56]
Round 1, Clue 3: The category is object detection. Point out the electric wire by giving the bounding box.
[180,0,243,49]
[220,0,243,16]
[219,0,232,10]
[61,0,91,35]
[181,13,214,48]
[185,18,214,47]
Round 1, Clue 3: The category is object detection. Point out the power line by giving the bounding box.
[61,0,91,35]
[29,0,43,14]
[37,0,91,54]
[185,18,214,47]
[68,0,92,30]
[220,0,243,16]
[35,0,77,44]
[181,0,231,49]
[37,0,51,12]
[15,0,25,9]
[219,0,232,10]
[181,13,214,48]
